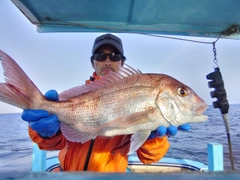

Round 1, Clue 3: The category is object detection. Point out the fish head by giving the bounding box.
[156,75,208,127]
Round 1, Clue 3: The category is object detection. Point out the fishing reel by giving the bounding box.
[206,67,229,114]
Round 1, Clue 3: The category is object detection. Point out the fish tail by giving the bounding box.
[0,50,44,109]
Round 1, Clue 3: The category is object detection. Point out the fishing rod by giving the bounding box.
[206,41,234,171]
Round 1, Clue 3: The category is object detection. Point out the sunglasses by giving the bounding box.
[92,53,123,62]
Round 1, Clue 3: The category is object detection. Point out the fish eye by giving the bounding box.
[177,87,188,97]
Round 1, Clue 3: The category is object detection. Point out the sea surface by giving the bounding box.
[0,104,239,173]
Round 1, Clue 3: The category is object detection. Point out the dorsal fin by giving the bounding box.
[59,64,141,100]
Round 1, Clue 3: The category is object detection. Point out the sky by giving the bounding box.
[0,1,240,113]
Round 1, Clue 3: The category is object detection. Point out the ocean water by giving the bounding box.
[0,104,239,173]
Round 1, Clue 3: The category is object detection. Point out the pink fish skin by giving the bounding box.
[0,50,208,153]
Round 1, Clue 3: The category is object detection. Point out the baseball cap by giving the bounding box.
[92,34,124,55]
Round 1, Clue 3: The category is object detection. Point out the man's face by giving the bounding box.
[92,46,124,76]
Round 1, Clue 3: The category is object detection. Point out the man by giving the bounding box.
[22,34,188,172]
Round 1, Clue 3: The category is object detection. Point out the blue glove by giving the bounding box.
[21,90,60,138]
[148,124,190,139]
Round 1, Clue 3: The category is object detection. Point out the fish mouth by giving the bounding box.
[196,103,208,116]
[192,103,208,122]
[192,114,209,123]
[198,114,208,120]
[174,114,208,127]
[171,101,209,126]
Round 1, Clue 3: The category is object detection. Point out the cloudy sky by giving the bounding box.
[0,1,240,113]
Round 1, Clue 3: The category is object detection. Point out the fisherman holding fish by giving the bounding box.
[0,34,208,172]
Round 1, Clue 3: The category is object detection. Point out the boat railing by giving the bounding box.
[31,142,223,172]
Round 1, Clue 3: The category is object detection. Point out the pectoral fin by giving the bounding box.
[128,131,151,154]
[61,122,97,143]
[94,108,157,134]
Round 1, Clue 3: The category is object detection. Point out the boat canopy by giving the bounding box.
[11,0,240,39]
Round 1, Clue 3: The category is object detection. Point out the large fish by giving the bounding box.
[0,50,208,153]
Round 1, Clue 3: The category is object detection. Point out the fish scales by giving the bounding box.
[42,74,161,132]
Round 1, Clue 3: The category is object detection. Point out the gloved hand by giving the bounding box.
[21,90,60,138]
[148,124,190,139]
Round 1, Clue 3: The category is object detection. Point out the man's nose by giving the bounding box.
[105,56,112,65]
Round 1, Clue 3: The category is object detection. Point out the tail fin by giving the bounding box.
[0,50,44,109]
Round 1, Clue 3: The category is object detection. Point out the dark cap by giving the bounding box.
[92,34,124,55]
